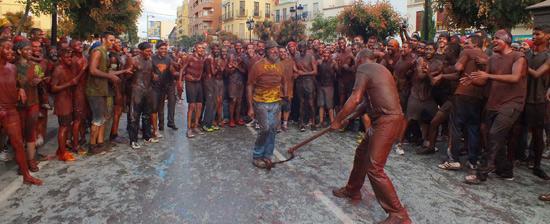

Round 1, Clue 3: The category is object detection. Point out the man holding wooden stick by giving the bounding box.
[330,49,411,224]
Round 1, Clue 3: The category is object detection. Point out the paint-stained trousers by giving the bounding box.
[128,89,153,142]
[345,114,409,217]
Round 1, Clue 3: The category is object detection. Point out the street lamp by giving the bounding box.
[289,2,303,21]
[246,17,255,42]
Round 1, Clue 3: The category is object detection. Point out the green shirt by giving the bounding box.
[86,46,112,97]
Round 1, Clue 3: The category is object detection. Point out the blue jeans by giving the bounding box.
[252,102,281,159]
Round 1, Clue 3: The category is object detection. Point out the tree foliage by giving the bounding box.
[435,0,544,31]
[216,30,239,43]
[272,19,306,46]
[253,20,274,41]
[310,15,338,43]
[178,35,205,51]
[337,1,401,41]
[64,0,141,39]
[2,11,34,34]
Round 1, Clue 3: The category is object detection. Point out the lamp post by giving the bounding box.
[246,17,255,42]
[289,2,304,22]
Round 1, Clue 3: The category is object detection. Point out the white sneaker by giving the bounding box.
[131,142,141,149]
[0,149,11,162]
[35,136,44,147]
[395,144,405,155]
[145,138,159,143]
[154,133,164,138]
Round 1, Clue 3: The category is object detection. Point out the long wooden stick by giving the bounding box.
[287,128,332,154]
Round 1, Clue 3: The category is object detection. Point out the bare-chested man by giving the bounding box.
[179,43,206,138]
[14,39,42,172]
[51,48,80,162]
[335,37,355,111]
[213,47,228,128]
[70,40,89,154]
[0,38,42,185]
[332,49,411,224]
[294,41,318,131]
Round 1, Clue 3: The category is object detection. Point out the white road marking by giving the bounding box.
[0,161,49,203]
[246,124,293,167]
[274,150,287,161]
[313,190,354,224]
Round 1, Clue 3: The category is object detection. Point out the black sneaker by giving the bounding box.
[416,147,436,155]
[299,125,306,132]
[167,124,178,130]
[533,168,550,180]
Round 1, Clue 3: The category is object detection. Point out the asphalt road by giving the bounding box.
[0,102,548,224]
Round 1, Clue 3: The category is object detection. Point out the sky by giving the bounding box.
[137,0,408,38]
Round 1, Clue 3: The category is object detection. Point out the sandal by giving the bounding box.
[437,161,461,170]
[464,174,482,185]
[539,193,550,201]
[263,158,274,170]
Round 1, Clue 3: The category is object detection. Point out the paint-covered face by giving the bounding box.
[278,48,288,60]
[103,34,115,49]
[114,39,122,51]
[158,45,168,57]
[60,51,73,65]
[72,41,83,53]
[402,43,412,56]
[266,47,279,62]
[425,45,435,59]
[31,41,42,57]
[195,44,205,57]
[142,47,153,59]
[19,45,32,60]
[0,41,14,61]
[338,39,347,50]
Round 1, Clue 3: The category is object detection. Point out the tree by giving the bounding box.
[435,0,544,31]
[216,30,239,43]
[310,15,338,43]
[337,1,402,41]
[65,0,142,39]
[179,34,204,51]
[16,0,31,35]
[272,19,306,46]
[3,11,34,34]
[253,20,274,41]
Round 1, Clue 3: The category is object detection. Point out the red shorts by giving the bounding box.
[19,104,39,142]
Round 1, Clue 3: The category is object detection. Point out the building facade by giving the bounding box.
[176,1,190,39]
[189,0,222,36]
[273,0,353,35]
[221,0,274,40]
[0,0,52,32]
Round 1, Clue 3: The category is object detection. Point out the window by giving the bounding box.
[283,8,287,21]
[416,11,424,32]
[265,3,271,18]
[239,1,245,16]
[313,2,320,15]
[254,2,260,17]
[275,10,280,22]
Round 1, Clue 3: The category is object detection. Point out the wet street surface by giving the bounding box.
[0,103,549,224]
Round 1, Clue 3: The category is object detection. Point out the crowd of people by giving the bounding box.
[0,20,549,222]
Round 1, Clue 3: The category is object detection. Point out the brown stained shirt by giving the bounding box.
[336,49,355,83]
[410,57,437,101]
[248,59,286,103]
[281,58,296,97]
[455,48,487,98]
[486,51,527,111]
[525,50,550,104]
[354,63,403,119]
[393,54,416,95]
[0,63,19,109]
